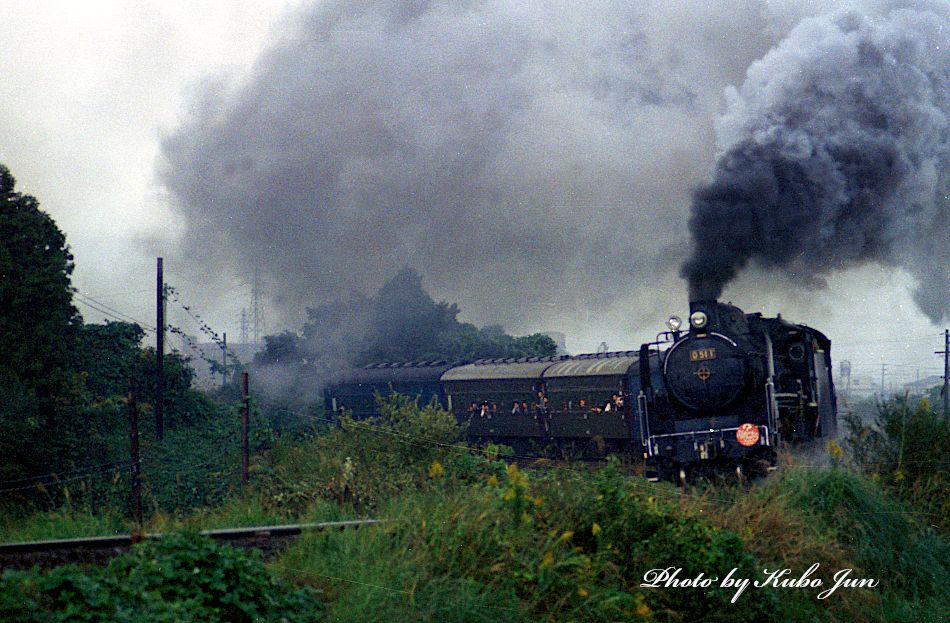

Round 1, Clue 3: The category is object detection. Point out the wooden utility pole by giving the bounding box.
[937,329,949,419]
[240,372,250,484]
[127,378,142,530]
[156,257,165,440]
[880,362,887,400]
[222,332,228,388]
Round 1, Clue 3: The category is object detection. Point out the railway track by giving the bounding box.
[0,519,383,571]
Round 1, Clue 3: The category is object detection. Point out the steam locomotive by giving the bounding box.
[324,300,837,481]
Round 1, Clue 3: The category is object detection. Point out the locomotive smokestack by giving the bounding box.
[680,8,950,323]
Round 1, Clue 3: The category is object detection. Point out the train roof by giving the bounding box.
[438,351,641,382]
[542,351,639,378]
[439,356,568,382]
[334,360,459,384]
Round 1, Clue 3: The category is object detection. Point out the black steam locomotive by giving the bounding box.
[324,300,837,481]
[637,300,836,481]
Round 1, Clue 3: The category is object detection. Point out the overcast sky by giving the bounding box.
[1,0,946,389]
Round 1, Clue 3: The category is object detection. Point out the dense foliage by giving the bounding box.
[2,392,948,622]
[0,163,242,513]
[262,395,948,622]
[0,533,322,622]
[843,396,949,533]
[0,164,81,481]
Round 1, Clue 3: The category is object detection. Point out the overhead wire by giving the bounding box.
[72,290,156,332]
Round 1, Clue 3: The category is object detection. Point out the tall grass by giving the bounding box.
[3,394,947,622]
[844,396,949,534]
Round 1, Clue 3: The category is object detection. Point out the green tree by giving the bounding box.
[298,267,556,365]
[76,321,145,400]
[359,266,462,362]
[0,164,81,479]
[254,331,303,365]
[0,164,79,387]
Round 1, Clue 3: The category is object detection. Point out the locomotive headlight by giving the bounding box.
[666,315,682,331]
[689,311,708,329]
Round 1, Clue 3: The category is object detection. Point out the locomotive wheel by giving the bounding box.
[741,449,777,479]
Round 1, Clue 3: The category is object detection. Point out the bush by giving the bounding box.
[844,396,949,534]
[0,532,323,622]
[278,458,778,623]
[258,393,467,514]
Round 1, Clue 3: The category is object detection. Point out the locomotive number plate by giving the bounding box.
[689,348,717,361]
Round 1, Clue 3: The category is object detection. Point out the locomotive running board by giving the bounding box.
[644,425,772,457]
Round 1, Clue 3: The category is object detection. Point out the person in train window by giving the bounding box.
[480,403,490,417]
[603,400,612,412]
[520,401,529,415]
[511,400,521,414]
[491,402,498,416]
[578,398,586,412]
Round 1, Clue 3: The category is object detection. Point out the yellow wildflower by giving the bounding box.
[591,522,602,536]
[503,488,516,501]
[577,588,589,597]
[531,496,544,507]
[540,551,555,568]
[826,440,844,460]
[559,530,574,543]
[428,461,445,478]
[506,463,528,486]
[487,474,499,487]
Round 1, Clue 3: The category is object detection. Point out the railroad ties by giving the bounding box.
[0,519,384,570]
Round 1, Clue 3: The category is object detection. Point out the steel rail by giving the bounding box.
[0,519,384,569]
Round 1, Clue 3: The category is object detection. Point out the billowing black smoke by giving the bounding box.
[682,7,950,322]
[159,0,775,333]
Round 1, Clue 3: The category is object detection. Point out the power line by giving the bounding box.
[73,295,155,333]
[73,290,156,331]
[78,288,153,301]
[834,334,943,347]
[0,460,133,488]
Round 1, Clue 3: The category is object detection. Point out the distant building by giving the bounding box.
[840,374,880,400]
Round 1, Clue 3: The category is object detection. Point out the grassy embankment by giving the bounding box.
[2,394,947,622]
